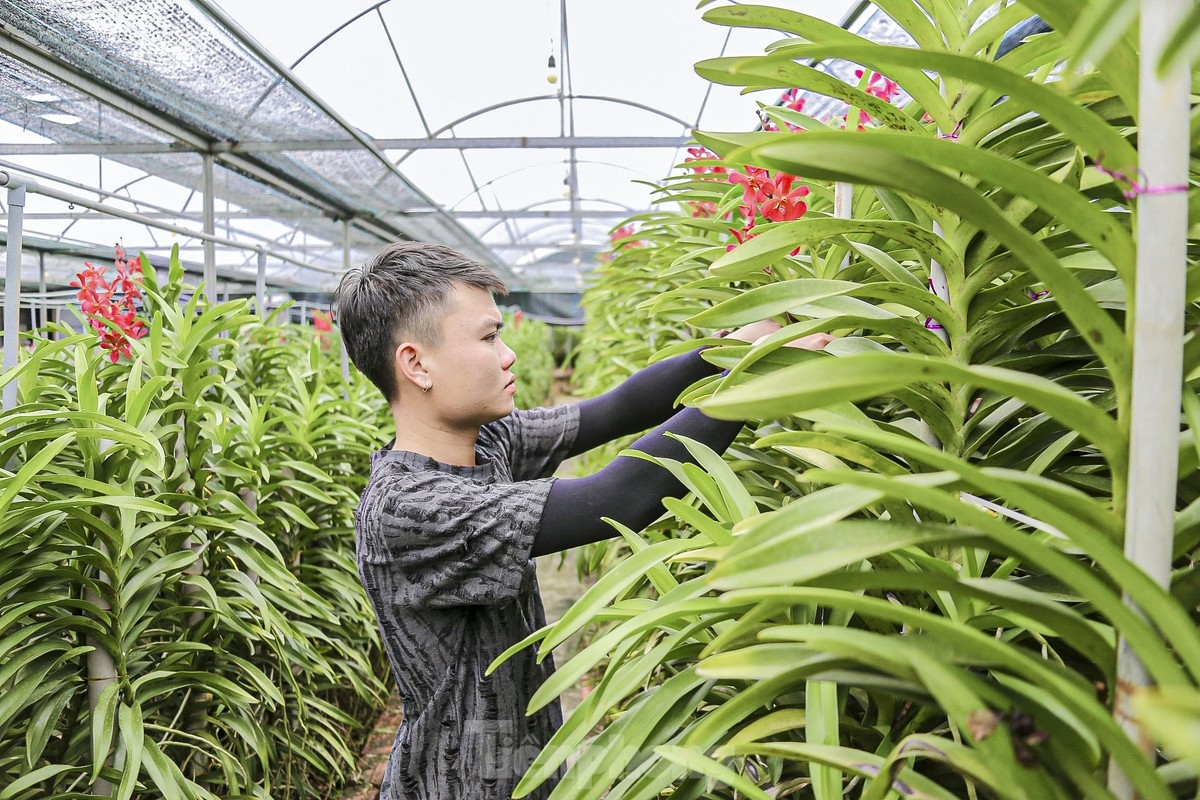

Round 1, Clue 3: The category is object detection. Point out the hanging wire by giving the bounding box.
[545,0,558,84]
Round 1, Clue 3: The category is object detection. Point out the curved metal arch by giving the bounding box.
[284,4,693,157]
[492,218,612,251]
[490,227,612,259]
[447,159,660,212]
[288,1,391,70]
[477,197,637,238]
[394,95,694,165]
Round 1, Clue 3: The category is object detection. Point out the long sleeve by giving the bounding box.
[533,407,743,556]
[567,347,720,457]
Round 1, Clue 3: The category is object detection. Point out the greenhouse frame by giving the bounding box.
[2,1,1198,799]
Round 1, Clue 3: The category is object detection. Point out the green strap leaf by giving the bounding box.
[756,430,910,475]
[695,56,922,134]
[535,537,696,657]
[0,433,74,520]
[806,678,842,800]
[115,701,144,800]
[0,764,81,800]
[871,0,945,53]
[661,497,734,546]
[696,134,1131,387]
[763,44,1137,170]
[721,741,961,799]
[700,4,953,130]
[654,745,774,800]
[117,549,198,610]
[666,432,759,521]
[90,681,122,783]
[0,333,92,393]
[701,351,1124,472]
[711,518,977,592]
[707,217,962,284]
[140,736,192,800]
[690,277,960,340]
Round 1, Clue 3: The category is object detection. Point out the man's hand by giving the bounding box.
[725,319,782,343]
[787,332,835,350]
[723,321,834,350]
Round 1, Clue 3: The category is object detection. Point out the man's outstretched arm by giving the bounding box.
[567,321,827,457]
[541,325,833,556]
[534,406,743,556]
[566,348,720,457]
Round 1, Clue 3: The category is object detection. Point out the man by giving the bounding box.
[333,241,830,800]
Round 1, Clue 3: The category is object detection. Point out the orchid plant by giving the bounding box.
[70,245,149,362]
[511,2,1200,799]
[1,246,392,799]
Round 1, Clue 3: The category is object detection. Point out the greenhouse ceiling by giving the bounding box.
[0,0,897,297]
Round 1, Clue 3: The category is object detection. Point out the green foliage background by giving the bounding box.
[502,3,1200,799]
[0,247,391,799]
[7,1,1200,798]
[502,310,555,410]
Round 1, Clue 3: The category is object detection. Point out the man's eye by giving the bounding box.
[485,333,498,342]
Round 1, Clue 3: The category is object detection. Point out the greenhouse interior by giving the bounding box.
[2,0,1199,798]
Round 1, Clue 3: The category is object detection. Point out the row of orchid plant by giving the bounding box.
[539,4,1200,799]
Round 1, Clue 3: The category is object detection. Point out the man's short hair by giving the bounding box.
[333,241,507,402]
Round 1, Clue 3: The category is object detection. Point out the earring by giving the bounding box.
[422,382,430,393]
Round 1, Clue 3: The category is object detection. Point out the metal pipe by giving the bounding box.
[919,220,953,450]
[341,221,352,386]
[396,96,693,165]
[202,155,216,304]
[1110,1,1191,796]
[38,251,46,333]
[256,249,267,316]
[0,135,692,157]
[84,538,116,796]
[190,0,496,263]
[834,182,853,269]
[13,178,338,276]
[2,172,33,412]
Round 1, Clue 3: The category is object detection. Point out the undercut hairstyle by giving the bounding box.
[333,241,508,403]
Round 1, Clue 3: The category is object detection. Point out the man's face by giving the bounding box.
[422,282,518,429]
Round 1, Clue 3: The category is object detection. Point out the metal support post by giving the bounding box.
[834,182,853,269]
[256,249,267,316]
[38,251,46,333]
[1110,1,1191,796]
[3,172,33,412]
[341,221,352,385]
[202,154,216,305]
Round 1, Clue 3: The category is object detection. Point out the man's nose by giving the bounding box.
[500,338,517,368]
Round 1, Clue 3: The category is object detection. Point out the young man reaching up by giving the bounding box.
[333,241,830,800]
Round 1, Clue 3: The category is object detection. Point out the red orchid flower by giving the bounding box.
[73,247,149,362]
[729,166,775,210]
[726,224,757,252]
[760,184,810,223]
[683,146,726,176]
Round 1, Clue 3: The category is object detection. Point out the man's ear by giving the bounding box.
[394,341,429,394]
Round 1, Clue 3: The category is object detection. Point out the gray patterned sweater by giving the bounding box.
[355,404,580,800]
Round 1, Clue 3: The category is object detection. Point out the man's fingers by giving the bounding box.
[788,332,835,350]
[727,319,783,343]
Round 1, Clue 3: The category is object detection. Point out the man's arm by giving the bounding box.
[537,325,833,556]
[567,321,825,457]
[534,406,743,556]
[566,348,720,457]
